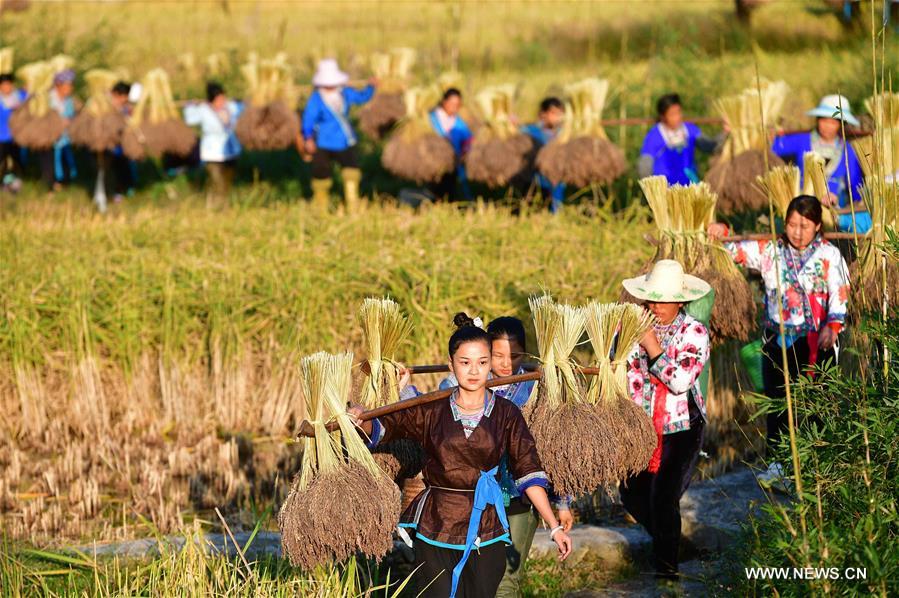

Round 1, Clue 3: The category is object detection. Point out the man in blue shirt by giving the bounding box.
[0,72,26,192]
[522,97,566,213]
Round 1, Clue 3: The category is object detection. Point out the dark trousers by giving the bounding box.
[762,332,835,454]
[620,398,704,578]
[0,140,22,178]
[413,536,506,598]
[109,152,135,194]
[310,147,358,179]
[38,146,75,189]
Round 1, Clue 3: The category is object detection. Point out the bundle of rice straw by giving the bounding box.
[9,61,66,150]
[122,68,196,160]
[705,81,789,213]
[853,92,899,181]
[279,352,401,570]
[0,47,13,74]
[381,86,455,183]
[205,51,231,78]
[68,69,127,152]
[464,84,535,188]
[626,176,755,343]
[755,163,799,218]
[523,294,608,497]
[357,298,423,481]
[800,152,837,228]
[850,180,899,315]
[535,78,626,188]
[582,302,658,484]
[359,48,416,140]
[235,52,300,151]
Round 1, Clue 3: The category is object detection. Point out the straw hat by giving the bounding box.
[622,259,711,303]
[312,58,349,87]
[806,94,860,127]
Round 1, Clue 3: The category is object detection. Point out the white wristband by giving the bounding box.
[549,525,564,540]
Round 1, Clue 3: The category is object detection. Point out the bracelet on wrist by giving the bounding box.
[549,525,564,540]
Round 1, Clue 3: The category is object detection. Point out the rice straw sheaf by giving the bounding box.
[381,86,455,183]
[9,61,66,150]
[535,78,626,188]
[705,81,789,214]
[800,152,837,229]
[625,176,755,344]
[523,294,618,496]
[464,85,535,188]
[359,48,416,140]
[124,68,197,160]
[69,69,127,153]
[235,53,300,151]
[357,297,424,481]
[850,181,899,316]
[278,352,400,570]
[583,302,657,483]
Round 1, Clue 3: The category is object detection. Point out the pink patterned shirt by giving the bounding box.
[626,312,710,434]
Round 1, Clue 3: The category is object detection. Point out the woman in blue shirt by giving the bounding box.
[300,59,375,211]
[771,95,867,233]
[429,88,472,200]
[638,94,722,185]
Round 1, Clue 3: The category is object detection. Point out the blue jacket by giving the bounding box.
[302,86,374,151]
[640,122,703,185]
[772,131,867,233]
[0,89,26,143]
[429,110,472,156]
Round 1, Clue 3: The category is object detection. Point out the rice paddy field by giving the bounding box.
[0,0,896,595]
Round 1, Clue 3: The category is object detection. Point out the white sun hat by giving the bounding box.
[806,94,860,127]
[312,58,349,87]
[622,259,711,303]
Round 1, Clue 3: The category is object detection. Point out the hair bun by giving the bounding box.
[452,312,475,329]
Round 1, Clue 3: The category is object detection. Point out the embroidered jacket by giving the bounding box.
[367,390,548,549]
[626,312,710,435]
[724,235,850,336]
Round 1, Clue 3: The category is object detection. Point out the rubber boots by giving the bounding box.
[311,178,331,212]
[341,167,362,213]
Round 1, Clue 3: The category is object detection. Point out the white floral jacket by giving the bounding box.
[626,312,710,434]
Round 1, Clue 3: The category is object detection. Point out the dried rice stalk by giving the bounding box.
[359,48,416,139]
[0,47,13,74]
[851,180,899,315]
[528,294,585,409]
[756,164,800,218]
[279,352,400,570]
[582,302,658,482]
[235,53,300,151]
[69,69,127,152]
[9,60,65,149]
[123,68,196,160]
[358,298,414,408]
[381,86,454,183]
[706,80,789,213]
[465,84,534,187]
[536,78,626,187]
[854,92,899,181]
[801,152,837,228]
[629,177,755,343]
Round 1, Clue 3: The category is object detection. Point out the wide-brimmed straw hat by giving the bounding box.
[622,259,711,303]
[806,94,860,127]
[312,58,349,87]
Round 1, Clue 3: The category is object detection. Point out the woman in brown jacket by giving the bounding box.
[350,314,572,598]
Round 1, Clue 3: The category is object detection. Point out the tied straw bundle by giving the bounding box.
[851,180,899,315]
[234,52,300,151]
[278,352,401,571]
[9,58,71,150]
[756,161,836,229]
[0,47,13,74]
[628,176,755,343]
[524,294,608,497]
[69,69,127,152]
[853,92,899,181]
[464,84,535,188]
[359,48,416,140]
[705,80,789,213]
[800,152,837,228]
[536,78,627,188]
[381,86,455,184]
[582,302,658,485]
[358,298,423,482]
[122,68,197,161]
